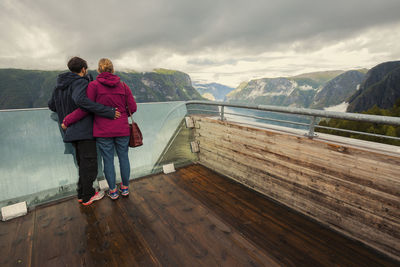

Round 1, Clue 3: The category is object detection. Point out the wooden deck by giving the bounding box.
[0,164,398,267]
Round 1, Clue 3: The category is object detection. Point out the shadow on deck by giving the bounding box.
[0,164,398,267]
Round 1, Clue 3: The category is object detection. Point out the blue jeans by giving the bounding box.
[96,136,130,190]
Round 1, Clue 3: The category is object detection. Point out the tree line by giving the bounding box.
[317,99,400,146]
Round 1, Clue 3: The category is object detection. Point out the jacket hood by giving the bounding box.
[56,72,87,90]
[97,72,120,87]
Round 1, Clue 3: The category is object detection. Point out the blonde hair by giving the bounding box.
[97,58,114,73]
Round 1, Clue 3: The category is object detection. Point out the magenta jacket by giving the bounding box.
[63,72,137,137]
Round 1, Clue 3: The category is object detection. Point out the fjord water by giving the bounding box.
[224,107,311,130]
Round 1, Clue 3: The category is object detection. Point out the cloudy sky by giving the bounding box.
[1,0,400,87]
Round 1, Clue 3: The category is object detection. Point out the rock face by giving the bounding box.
[192,82,234,101]
[311,70,366,109]
[347,61,400,112]
[0,68,203,109]
[226,71,343,108]
[122,69,202,102]
[226,69,387,111]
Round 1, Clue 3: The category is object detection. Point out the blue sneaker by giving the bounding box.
[107,188,119,200]
[119,184,129,196]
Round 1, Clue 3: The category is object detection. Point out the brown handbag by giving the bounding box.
[128,118,143,147]
[124,82,143,147]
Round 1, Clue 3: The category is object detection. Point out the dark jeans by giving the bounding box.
[96,136,131,190]
[72,140,98,202]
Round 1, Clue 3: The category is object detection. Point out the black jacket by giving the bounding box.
[48,72,115,142]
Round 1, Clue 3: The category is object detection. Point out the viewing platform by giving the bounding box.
[1,101,399,266]
[1,164,398,266]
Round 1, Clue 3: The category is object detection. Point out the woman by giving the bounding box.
[63,58,137,199]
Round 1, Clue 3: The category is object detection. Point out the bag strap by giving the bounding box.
[122,82,133,122]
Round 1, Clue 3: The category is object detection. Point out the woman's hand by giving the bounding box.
[114,108,121,119]
[61,123,67,130]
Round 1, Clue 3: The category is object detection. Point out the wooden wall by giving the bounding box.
[191,116,400,261]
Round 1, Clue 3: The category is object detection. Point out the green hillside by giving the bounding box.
[317,99,400,146]
[292,70,345,84]
[0,68,204,110]
[0,69,61,109]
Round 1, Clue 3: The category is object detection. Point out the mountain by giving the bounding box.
[0,68,203,109]
[226,71,344,108]
[192,82,234,101]
[347,61,400,112]
[292,70,345,84]
[0,69,61,109]
[118,68,203,103]
[310,70,366,109]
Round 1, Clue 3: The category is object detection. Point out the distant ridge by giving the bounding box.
[226,70,351,108]
[311,70,366,109]
[0,68,204,110]
[192,82,234,101]
[292,70,345,84]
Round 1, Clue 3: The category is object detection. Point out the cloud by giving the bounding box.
[187,58,238,66]
[1,0,400,85]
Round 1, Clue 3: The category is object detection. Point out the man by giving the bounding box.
[48,56,120,206]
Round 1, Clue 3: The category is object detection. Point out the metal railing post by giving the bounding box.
[220,105,225,121]
[307,116,317,138]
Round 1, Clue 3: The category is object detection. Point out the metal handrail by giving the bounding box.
[2,100,399,141]
[187,108,310,127]
[186,100,400,141]
[186,101,400,125]
[0,100,188,112]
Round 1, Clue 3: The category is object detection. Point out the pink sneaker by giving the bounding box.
[82,191,105,206]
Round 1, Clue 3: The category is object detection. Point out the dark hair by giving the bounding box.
[67,57,88,73]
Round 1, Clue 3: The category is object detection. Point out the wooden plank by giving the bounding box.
[156,173,280,266]
[32,201,87,267]
[195,116,400,158]
[124,176,220,266]
[197,150,400,259]
[1,165,398,266]
[195,120,400,183]
[120,191,185,266]
[200,155,400,260]
[195,135,399,190]
[188,164,400,265]
[172,168,326,266]
[175,165,399,266]
[0,211,34,267]
[195,116,400,171]
[195,120,400,197]
[197,134,400,221]
[119,178,203,266]
[93,197,159,266]
[198,134,399,220]
[31,197,157,266]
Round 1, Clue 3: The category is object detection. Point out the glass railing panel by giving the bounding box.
[152,119,198,172]
[0,101,192,208]
[115,101,188,178]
